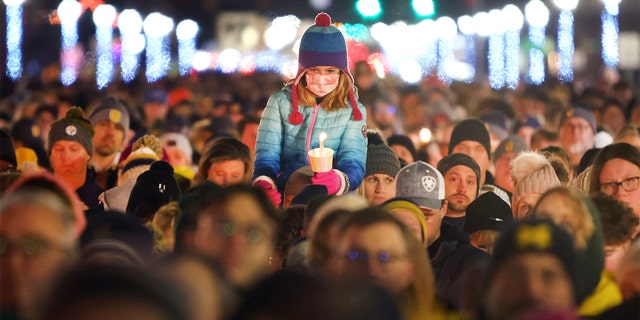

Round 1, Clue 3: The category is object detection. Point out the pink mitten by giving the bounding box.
[254,179,282,207]
[311,169,344,195]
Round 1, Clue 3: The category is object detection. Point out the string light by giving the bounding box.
[601,0,620,68]
[118,9,144,83]
[57,0,82,86]
[5,0,25,80]
[93,4,116,89]
[176,19,199,76]
[525,0,549,84]
[143,12,173,82]
[487,10,505,89]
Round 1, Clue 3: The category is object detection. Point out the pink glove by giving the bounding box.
[254,179,282,208]
[311,169,345,195]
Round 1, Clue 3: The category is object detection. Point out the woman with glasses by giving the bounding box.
[589,143,640,226]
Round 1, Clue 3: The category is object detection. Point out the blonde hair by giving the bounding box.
[534,186,595,249]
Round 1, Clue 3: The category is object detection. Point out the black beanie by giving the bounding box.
[126,161,181,223]
[387,134,416,161]
[448,119,491,160]
[437,153,481,187]
[464,192,514,234]
[48,107,95,156]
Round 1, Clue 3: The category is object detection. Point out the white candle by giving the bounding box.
[319,132,327,154]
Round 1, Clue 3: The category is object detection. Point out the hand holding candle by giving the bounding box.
[308,132,334,172]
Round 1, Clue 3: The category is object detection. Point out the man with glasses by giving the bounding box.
[0,172,85,319]
[558,106,597,168]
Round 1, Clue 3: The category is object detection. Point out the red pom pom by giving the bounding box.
[315,12,331,26]
[289,111,303,125]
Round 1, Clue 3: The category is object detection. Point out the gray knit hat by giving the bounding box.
[88,96,130,139]
[510,151,561,200]
[48,107,95,156]
[366,132,401,177]
[437,153,481,186]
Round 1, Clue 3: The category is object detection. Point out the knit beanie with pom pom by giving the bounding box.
[48,107,95,156]
[510,151,561,200]
[288,12,361,125]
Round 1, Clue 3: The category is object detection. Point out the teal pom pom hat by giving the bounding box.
[289,12,361,125]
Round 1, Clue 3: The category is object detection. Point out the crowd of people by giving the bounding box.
[1,12,640,320]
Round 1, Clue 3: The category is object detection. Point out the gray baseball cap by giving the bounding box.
[395,161,445,210]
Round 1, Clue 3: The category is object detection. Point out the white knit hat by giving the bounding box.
[510,151,561,200]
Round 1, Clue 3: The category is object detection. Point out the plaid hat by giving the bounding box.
[437,153,481,186]
[48,107,94,156]
[289,12,361,125]
[448,118,491,160]
[560,106,596,133]
[493,135,528,162]
[88,96,130,139]
[464,192,514,234]
[143,87,168,104]
[489,219,577,296]
[395,161,445,210]
[126,161,181,223]
[366,132,401,177]
[382,197,428,247]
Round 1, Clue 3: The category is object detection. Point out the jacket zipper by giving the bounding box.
[305,104,320,164]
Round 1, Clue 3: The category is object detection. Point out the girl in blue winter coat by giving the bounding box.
[252,12,368,207]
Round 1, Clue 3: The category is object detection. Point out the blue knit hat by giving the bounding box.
[289,12,361,125]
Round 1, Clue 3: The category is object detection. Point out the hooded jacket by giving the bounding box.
[253,86,367,192]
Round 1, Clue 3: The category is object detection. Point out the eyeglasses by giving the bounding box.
[0,236,63,257]
[562,123,592,131]
[600,176,640,194]
[344,249,406,267]
[215,221,267,245]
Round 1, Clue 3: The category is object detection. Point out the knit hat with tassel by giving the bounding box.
[289,12,361,125]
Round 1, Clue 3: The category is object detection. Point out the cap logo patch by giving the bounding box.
[516,224,551,250]
[505,141,513,152]
[158,183,166,193]
[65,125,77,136]
[109,109,122,123]
[422,172,436,192]
[566,108,574,117]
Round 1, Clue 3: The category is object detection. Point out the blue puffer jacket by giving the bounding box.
[253,85,367,192]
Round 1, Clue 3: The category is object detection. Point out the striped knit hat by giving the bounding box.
[289,12,361,125]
